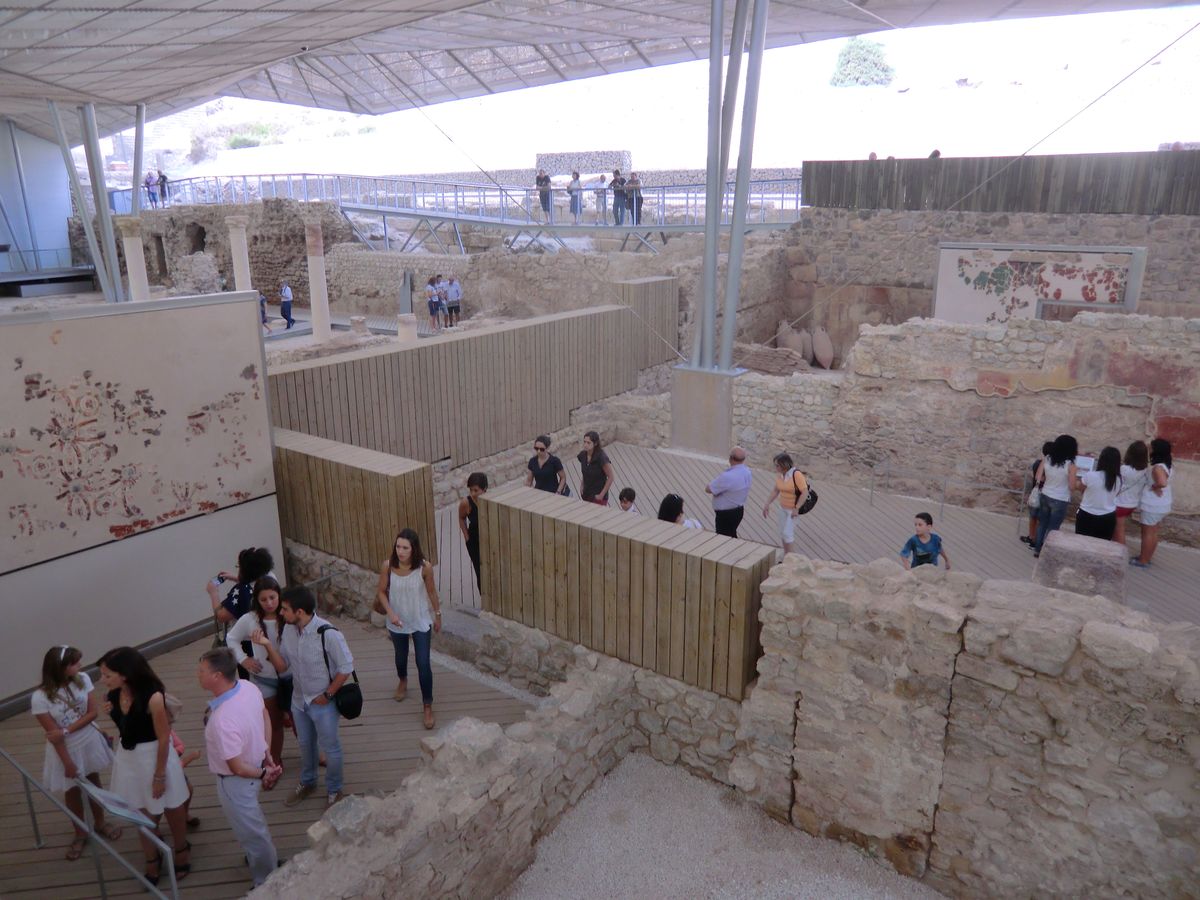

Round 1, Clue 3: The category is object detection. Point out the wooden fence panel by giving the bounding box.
[479,486,775,700]
[272,428,437,571]
[270,284,678,467]
[803,151,1200,215]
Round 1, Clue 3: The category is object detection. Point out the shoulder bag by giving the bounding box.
[318,625,363,719]
[794,471,819,515]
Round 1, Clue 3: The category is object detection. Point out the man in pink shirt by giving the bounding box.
[198,648,281,887]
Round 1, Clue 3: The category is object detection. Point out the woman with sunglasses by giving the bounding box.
[525,435,567,495]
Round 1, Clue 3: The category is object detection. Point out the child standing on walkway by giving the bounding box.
[900,512,952,570]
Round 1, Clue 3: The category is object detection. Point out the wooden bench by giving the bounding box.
[479,485,776,699]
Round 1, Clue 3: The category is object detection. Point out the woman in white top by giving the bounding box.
[657,493,703,530]
[31,645,121,859]
[374,528,442,730]
[1113,440,1149,547]
[227,575,286,765]
[1032,433,1078,557]
[1133,438,1173,568]
[567,171,583,225]
[1071,446,1121,541]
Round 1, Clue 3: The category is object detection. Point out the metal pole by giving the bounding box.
[0,191,28,270]
[718,0,750,181]
[21,773,43,847]
[6,117,41,267]
[695,0,725,369]
[48,101,114,302]
[131,103,145,215]
[80,104,126,301]
[716,0,770,370]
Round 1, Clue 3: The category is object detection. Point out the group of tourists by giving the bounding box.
[535,169,645,226]
[141,169,169,208]
[1025,434,1174,566]
[424,274,463,331]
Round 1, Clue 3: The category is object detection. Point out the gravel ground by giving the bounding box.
[506,754,943,900]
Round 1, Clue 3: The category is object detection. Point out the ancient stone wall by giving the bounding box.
[732,314,1199,540]
[780,208,1200,359]
[730,554,1200,897]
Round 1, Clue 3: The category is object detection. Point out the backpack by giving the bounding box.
[318,625,363,719]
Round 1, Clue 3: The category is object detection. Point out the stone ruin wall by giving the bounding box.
[259,554,1199,899]
[732,313,1199,543]
[70,199,352,302]
[779,208,1200,365]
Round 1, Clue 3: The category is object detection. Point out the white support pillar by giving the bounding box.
[300,210,332,341]
[225,214,252,292]
[131,104,146,216]
[694,0,726,369]
[113,216,150,301]
[79,103,126,302]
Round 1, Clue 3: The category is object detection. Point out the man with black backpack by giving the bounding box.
[260,586,355,810]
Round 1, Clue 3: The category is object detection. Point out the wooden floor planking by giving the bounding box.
[0,618,531,900]
[432,442,1198,627]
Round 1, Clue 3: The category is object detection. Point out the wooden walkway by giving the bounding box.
[0,618,531,900]
[434,443,1199,626]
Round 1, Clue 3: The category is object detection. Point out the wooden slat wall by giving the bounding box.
[802,151,1200,215]
[478,485,775,701]
[273,427,438,570]
[268,280,678,465]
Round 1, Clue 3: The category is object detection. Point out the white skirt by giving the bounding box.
[110,741,190,815]
[42,726,115,793]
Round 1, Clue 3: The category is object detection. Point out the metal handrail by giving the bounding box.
[0,746,179,899]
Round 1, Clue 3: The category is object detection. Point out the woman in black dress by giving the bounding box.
[577,431,614,506]
[458,472,488,591]
[525,435,567,495]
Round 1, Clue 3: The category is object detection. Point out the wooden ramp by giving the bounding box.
[0,618,531,900]
[434,442,1199,626]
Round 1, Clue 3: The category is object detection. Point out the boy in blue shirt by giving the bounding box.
[900,512,952,571]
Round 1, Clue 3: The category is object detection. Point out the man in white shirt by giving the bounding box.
[260,586,354,809]
[279,281,295,329]
[706,446,753,538]
[446,277,463,327]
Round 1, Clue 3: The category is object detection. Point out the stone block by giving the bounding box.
[1079,621,1160,671]
[1033,529,1128,603]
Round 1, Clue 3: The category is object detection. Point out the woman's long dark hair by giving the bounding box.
[1096,446,1121,492]
[390,528,426,572]
[99,646,164,706]
[40,645,83,705]
[1047,434,1078,467]
[252,575,282,631]
[657,493,684,523]
[1123,441,1148,470]
[584,430,602,459]
[1149,438,1173,470]
[236,547,273,585]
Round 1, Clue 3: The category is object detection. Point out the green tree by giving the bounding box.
[830,36,894,87]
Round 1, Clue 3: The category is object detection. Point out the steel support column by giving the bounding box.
[694,0,726,369]
[717,0,770,370]
[47,101,113,301]
[131,104,146,215]
[5,117,40,268]
[0,191,28,270]
[718,0,751,182]
[80,104,126,301]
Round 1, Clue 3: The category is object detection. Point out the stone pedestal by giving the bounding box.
[670,366,742,457]
[225,214,252,292]
[300,211,333,342]
[349,316,369,335]
[397,313,418,343]
[1033,530,1128,602]
[112,216,150,302]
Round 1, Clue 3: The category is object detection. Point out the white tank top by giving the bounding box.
[1139,463,1172,514]
[1040,457,1072,502]
[386,567,434,635]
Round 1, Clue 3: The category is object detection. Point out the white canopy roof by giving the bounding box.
[0,0,1177,142]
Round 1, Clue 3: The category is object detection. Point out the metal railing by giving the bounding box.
[1,247,81,272]
[0,746,179,899]
[99,172,804,228]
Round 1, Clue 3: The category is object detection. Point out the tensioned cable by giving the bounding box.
[729,15,1200,369]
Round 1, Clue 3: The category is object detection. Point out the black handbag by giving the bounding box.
[794,471,819,515]
[318,625,363,719]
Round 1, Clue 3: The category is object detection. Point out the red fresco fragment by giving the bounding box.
[1154,414,1200,461]
[109,518,153,539]
[1105,350,1194,398]
[976,370,1014,397]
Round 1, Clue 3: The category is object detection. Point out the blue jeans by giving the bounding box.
[390,629,433,705]
[280,300,293,327]
[293,698,343,794]
[613,200,625,225]
[1034,496,1069,552]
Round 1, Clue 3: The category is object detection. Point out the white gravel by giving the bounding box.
[506,754,943,900]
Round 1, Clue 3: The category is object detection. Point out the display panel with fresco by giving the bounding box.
[933,243,1145,325]
[0,298,275,575]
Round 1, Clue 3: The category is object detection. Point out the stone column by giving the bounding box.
[300,210,332,341]
[225,214,252,292]
[112,216,150,302]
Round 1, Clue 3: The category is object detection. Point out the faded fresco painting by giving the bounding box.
[934,244,1143,325]
[0,299,274,574]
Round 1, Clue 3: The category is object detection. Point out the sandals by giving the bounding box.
[144,851,163,886]
[173,841,192,881]
[66,836,87,861]
[96,822,123,841]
